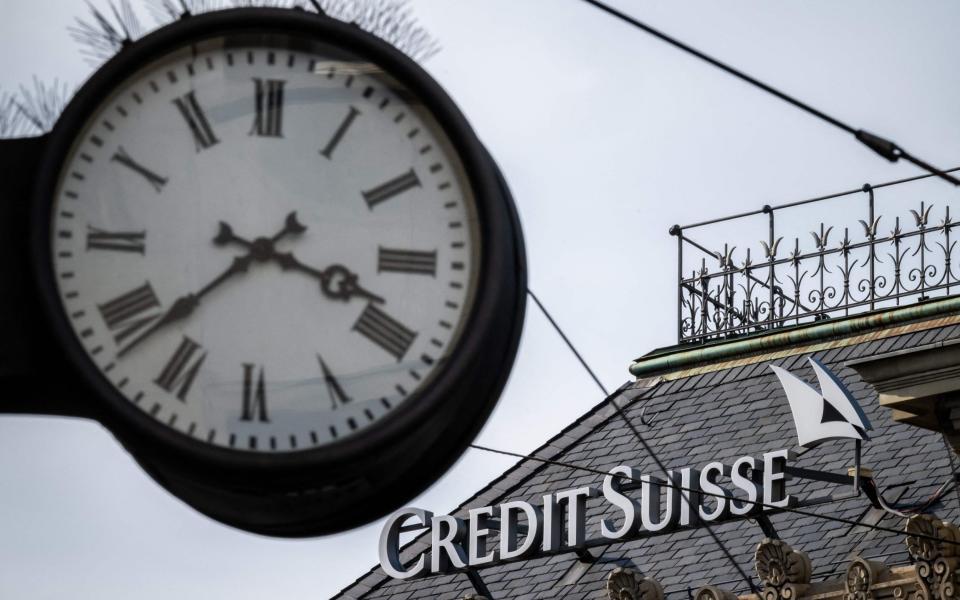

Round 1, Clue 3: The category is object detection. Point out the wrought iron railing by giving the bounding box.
[674,167,960,344]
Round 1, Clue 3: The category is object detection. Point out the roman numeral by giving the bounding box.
[87,226,146,254]
[362,169,421,209]
[240,363,269,422]
[378,247,437,276]
[154,336,206,401]
[353,304,417,361]
[97,282,162,344]
[250,78,285,137]
[111,146,167,191]
[320,105,360,159]
[172,91,219,151]
[318,354,352,410]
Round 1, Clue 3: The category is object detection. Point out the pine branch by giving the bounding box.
[69,0,144,65]
[15,77,73,134]
[231,0,301,7]
[0,90,32,139]
[316,0,440,62]
[145,0,233,24]
[133,1,440,63]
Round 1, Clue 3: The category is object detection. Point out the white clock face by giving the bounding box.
[49,36,480,453]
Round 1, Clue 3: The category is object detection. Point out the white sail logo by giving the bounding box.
[769,357,872,448]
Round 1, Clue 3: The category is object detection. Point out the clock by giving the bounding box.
[23,7,525,535]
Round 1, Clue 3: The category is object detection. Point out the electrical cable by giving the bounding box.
[469,291,960,551]
[577,0,960,187]
[526,290,609,397]
[500,291,763,590]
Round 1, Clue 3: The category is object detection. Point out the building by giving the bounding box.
[334,174,960,600]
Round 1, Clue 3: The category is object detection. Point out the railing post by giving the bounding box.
[948,205,953,296]
[764,205,775,332]
[864,184,876,311]
[670,224,683,342]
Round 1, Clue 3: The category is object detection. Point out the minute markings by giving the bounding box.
[52,48,476,450]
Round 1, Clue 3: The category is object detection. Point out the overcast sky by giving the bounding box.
[2,1,960,598]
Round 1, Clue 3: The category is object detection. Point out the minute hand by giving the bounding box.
[274,252,385,304]
[117,255,253,358]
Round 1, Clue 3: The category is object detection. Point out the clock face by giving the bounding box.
[47,34,481,453]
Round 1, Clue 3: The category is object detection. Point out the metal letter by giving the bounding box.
[729,456,760,516]
[467,506,495,566]
[555,486,598,547]
[698,462,731,521]
[430,514,468,573]
[640,474,678,532]
[675,467,701,527]
[541,493,563,552]
[379,508,432,580]
[499,501,542,560]
[763,449,795,509]
[601,466,639,539]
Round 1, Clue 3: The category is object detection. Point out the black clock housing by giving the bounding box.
[11,7,526,536]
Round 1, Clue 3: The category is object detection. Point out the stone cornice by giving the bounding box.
[680,515,960,600]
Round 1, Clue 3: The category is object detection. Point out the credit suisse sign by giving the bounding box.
[379,449,793,579]
[378,357,873,579]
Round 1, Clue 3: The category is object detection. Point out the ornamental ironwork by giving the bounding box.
[674,168,960,344]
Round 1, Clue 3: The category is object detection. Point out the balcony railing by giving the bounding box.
[674,167,960,344]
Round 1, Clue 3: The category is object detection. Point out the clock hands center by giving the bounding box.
[117,214,306,358]
[216,217,385,305]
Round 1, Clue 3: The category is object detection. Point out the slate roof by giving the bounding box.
[334,320,960,600]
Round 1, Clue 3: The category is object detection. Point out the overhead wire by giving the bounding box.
[576,0,960,187]
[466,289,960,578]
[463,4,960,582]
[479,291,763,591]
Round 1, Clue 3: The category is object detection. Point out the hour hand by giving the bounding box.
[322,265,386,304]
[273,253,385,305]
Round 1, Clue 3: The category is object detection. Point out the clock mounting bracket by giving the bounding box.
[0,135,103,419]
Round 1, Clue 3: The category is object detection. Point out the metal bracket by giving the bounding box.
[754,514,779,539]
[465,569,492,599]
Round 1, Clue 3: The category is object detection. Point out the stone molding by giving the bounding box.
[906,515,960,600]
[687,517,960,600]
[695,586,739,600]
[847,341,960,449]
[606,567,665,600]
[754,539,812,600]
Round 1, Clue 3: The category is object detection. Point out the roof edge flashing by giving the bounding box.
[631,296,960,378]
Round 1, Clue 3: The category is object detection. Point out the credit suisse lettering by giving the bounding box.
[379,449,795,579]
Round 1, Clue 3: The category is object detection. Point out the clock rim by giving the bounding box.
[30,7,526,481]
